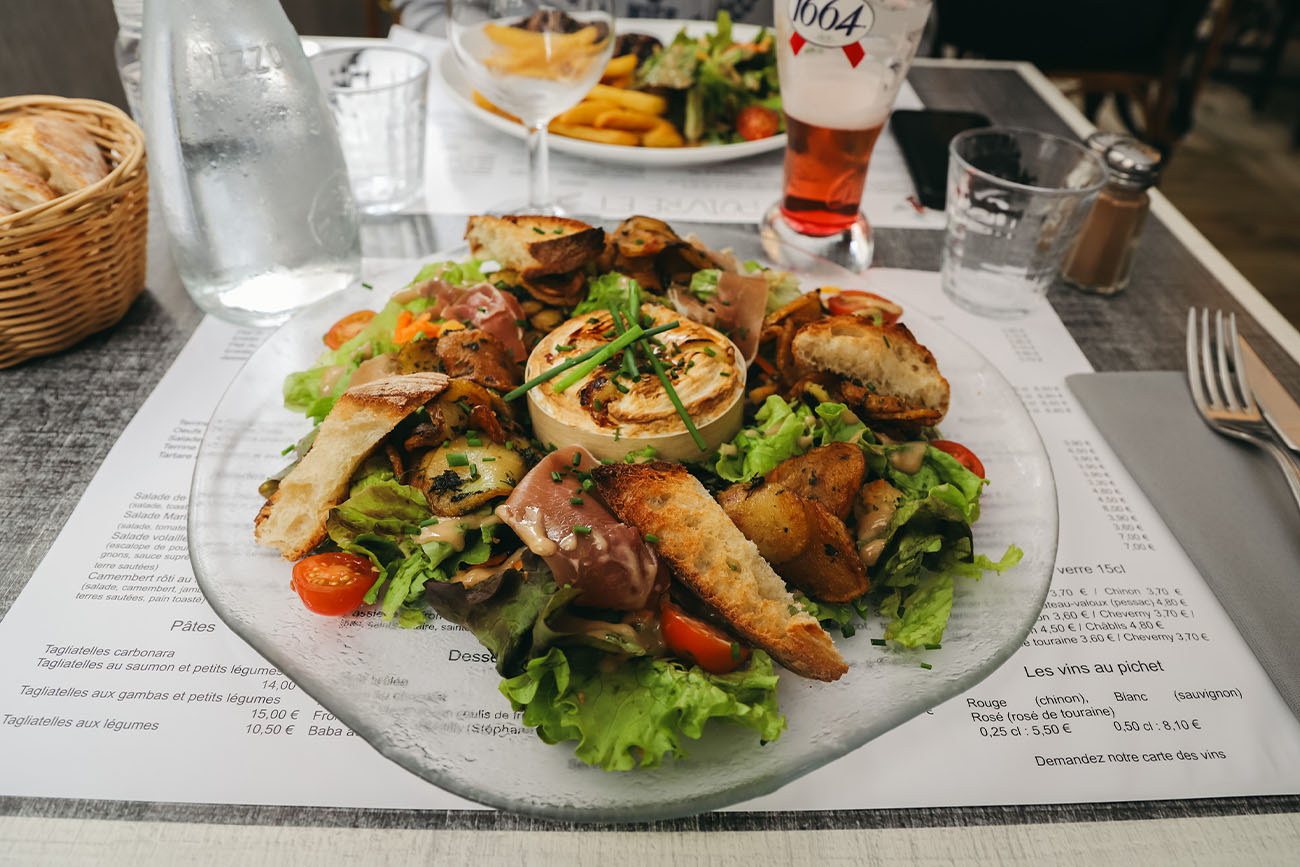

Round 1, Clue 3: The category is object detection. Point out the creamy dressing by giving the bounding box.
[349,352,398,387]
[319,364,346,396]
[415,512,501,551]
[495,504,559,557]
[887,441,928,474]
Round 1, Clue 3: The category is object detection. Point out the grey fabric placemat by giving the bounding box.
[1068,371,1300,721]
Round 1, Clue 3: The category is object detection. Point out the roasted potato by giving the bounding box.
[765,442,866,522]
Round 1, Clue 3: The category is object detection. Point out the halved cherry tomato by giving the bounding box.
[823,289,903,325]
[736,105,780,142]
[291,553,379,616]
[323,310,376,350]
[660,599,751,674]
[930,440,985,479]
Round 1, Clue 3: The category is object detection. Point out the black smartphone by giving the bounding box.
[891,109,992,210]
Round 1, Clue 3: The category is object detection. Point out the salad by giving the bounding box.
[255,215,1021,771]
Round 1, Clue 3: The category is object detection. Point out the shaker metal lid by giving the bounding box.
[1083,131,1131,154]
[1103,139,1162,186]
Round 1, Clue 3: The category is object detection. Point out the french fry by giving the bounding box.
[472,90,520,123]
[548,122,640,146]
[640,119,685,148]
[554,100,620,125]
[587,84,668,116]
[482,25,604,79]
[601,53,638,81]
[483,23,599,51]
[594,108,661,132]
[603,75,634,89]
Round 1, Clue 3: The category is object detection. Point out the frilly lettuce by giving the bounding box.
[715,395,815,481]
[501,646,785,771]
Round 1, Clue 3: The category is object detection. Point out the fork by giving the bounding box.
[1187,308,1300,514]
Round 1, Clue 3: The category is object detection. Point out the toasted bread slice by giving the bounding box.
[792,316,949,426]
[464,215,604,280]
[592,461,847,681]
[255,372,450,560]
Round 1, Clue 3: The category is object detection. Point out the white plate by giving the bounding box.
[190,227,1056,822]
[436,18,787,167]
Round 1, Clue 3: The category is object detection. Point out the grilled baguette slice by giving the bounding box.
[464,214,604,280]
[592,461,847,682]
[255,372,450,560]
[792,316,949,425]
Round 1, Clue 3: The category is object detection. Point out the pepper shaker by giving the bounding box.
[1061,133,1162,296]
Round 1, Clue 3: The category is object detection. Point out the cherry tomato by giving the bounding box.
[930,440,986,479]
[736,105,780,142]
[660,599,751,674]
[823,290,903,325]
[323,310,376,350]
[291,553,378,616]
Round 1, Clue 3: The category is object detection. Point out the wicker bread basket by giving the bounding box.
[0,95,148,368]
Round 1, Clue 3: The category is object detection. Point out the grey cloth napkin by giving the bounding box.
[1068,371,1300,722]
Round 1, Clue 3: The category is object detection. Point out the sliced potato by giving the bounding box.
[780,498,869,602]
[412,435,527,516]
[766,442,865,522]
[717,481,811,564]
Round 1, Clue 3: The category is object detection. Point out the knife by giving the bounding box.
[1239,336,1300,452]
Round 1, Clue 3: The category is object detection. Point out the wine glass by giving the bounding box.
[448,0,615,215]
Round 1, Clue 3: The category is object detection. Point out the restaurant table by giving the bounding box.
[4,59,1300,863]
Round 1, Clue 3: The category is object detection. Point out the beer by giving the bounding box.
[780,114,884,236]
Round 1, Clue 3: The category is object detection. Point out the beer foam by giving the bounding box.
[776,14,919,131]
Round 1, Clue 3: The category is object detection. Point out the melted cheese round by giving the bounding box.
[526,304,745,461]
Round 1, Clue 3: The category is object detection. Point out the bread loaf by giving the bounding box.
[592,460,848,681]
[255,372,451,560]
[0,153,57,213]
[0,114,109,196]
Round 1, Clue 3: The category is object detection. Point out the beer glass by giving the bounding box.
[761,0,933,272]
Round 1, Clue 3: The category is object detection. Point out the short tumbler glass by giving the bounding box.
[941,128,1107,317]
[311,46,430,215]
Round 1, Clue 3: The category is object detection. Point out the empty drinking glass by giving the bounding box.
[312,46,430,215]
[941,128,1107,317]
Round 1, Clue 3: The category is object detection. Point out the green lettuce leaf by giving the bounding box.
[884,574,954,648]
[501,646,785,770]
[573,272,640,316]
[688,269,721,301]
[715,395,814,481]
[814,402,868,447]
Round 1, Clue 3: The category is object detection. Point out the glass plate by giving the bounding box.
[436,20,786,167]
[189,232,1056,822]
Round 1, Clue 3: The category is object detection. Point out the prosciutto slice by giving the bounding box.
[670,270,768,362]
[442,284,528,364]
[495,447,660,611]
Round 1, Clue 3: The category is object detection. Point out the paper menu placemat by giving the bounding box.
[387,26,945,230]
[2,269,1299,810]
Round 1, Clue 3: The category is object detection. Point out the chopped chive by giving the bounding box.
[581,479,594,491]
[555,343,575,352]
[569,497,584,505]
[727,562,739,571]
[279,443,295,456]
[870,638,886,646]
[505,441,515,450]
[644,533,659,543]
[466,431,482,446]
[594,398,603,411]
[920,662,932,670]
[587,317,599,324]
[361,282,373,290]
[719,371,730,377]
[553,227,564,234]
[634,238,645,244]
[469,464,479,479]
[447,453,469,467]
[482,456,496,462]
[551,471,563,483]
[604,328,618,339]
[841,624,856,638]
[614,380,630,393]
[924,643,942,650]
[638,340,707,452]
[703,346,716,357]
[730,642,741,660]
[573,525,592,535]
[614,428,621,441]
[571,451,582,467]
[420,516,440,526]
[883,336,891,348]
[532,227,545,234]
[514,318,528,327]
